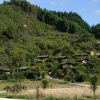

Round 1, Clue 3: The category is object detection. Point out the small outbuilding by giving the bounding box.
[17,66,28,72]
[36,55,49,63]
[16,66,34,72]
[74,53,88,63]
[0,66,11,74]
[54,56,67,59]
[60,62,75,69]
[90,51,100,56]
[74,53,88,57]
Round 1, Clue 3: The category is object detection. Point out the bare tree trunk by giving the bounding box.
[94,90,96,100]
[36,86,40,100]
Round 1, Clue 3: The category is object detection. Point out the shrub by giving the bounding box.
[89,74,98,100]
[24,70,37,80]
[75,74,84,82]
[41,79,49,89]
[0,74,10,80]
[64,75,71,82]
[4,84,26,93]
[75,72,86,82]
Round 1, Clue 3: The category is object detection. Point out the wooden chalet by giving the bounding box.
[74,53,88,57]
[17,66,28,72]
[54,56,67,59]
[74,53,88,63]
[36,55,49,63]
[60,62,68,69]
[60,62,75,69]
[0,66,11,74]
[90,51,100,56]
[76,58,87,64]
[17,66,34,72]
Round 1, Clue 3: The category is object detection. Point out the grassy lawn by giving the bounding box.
[0,79,100,100]
[0,92,7,98]
[0,79,69,90]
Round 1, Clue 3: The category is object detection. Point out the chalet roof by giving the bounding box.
[0,66,11,72]
[91,51,100,53]
[36,59,46,63]
[37,55,49,58]
[75,56,87,59]
[75,53,88,56]
[76,58,86,61]
[18,66,28,70]
[54,56,67,59]
[18,66,34,70]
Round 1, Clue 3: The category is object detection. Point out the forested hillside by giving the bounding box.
[0,0,100,82]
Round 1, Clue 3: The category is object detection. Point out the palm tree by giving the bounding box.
[89,74,98,100]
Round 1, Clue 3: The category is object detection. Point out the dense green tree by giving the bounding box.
[91,24,100,39]
[2,25,17,39]
[89,74,98,100]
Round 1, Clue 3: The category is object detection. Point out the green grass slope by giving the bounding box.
[0,3,99,66]
[0,1,100,85]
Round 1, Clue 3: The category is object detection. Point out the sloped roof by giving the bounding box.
[0,66,11,72]
[75,53,88,56]
[37,55,49,58]
[54,56,67,59]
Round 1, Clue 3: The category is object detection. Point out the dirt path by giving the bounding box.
[46,75,100,88]
[70,82,100,88]
[16,87,100,98]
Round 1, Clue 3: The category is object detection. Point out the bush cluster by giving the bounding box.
[4,84,26,93]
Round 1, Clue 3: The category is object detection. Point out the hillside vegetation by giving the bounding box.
[0,0,100,82]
